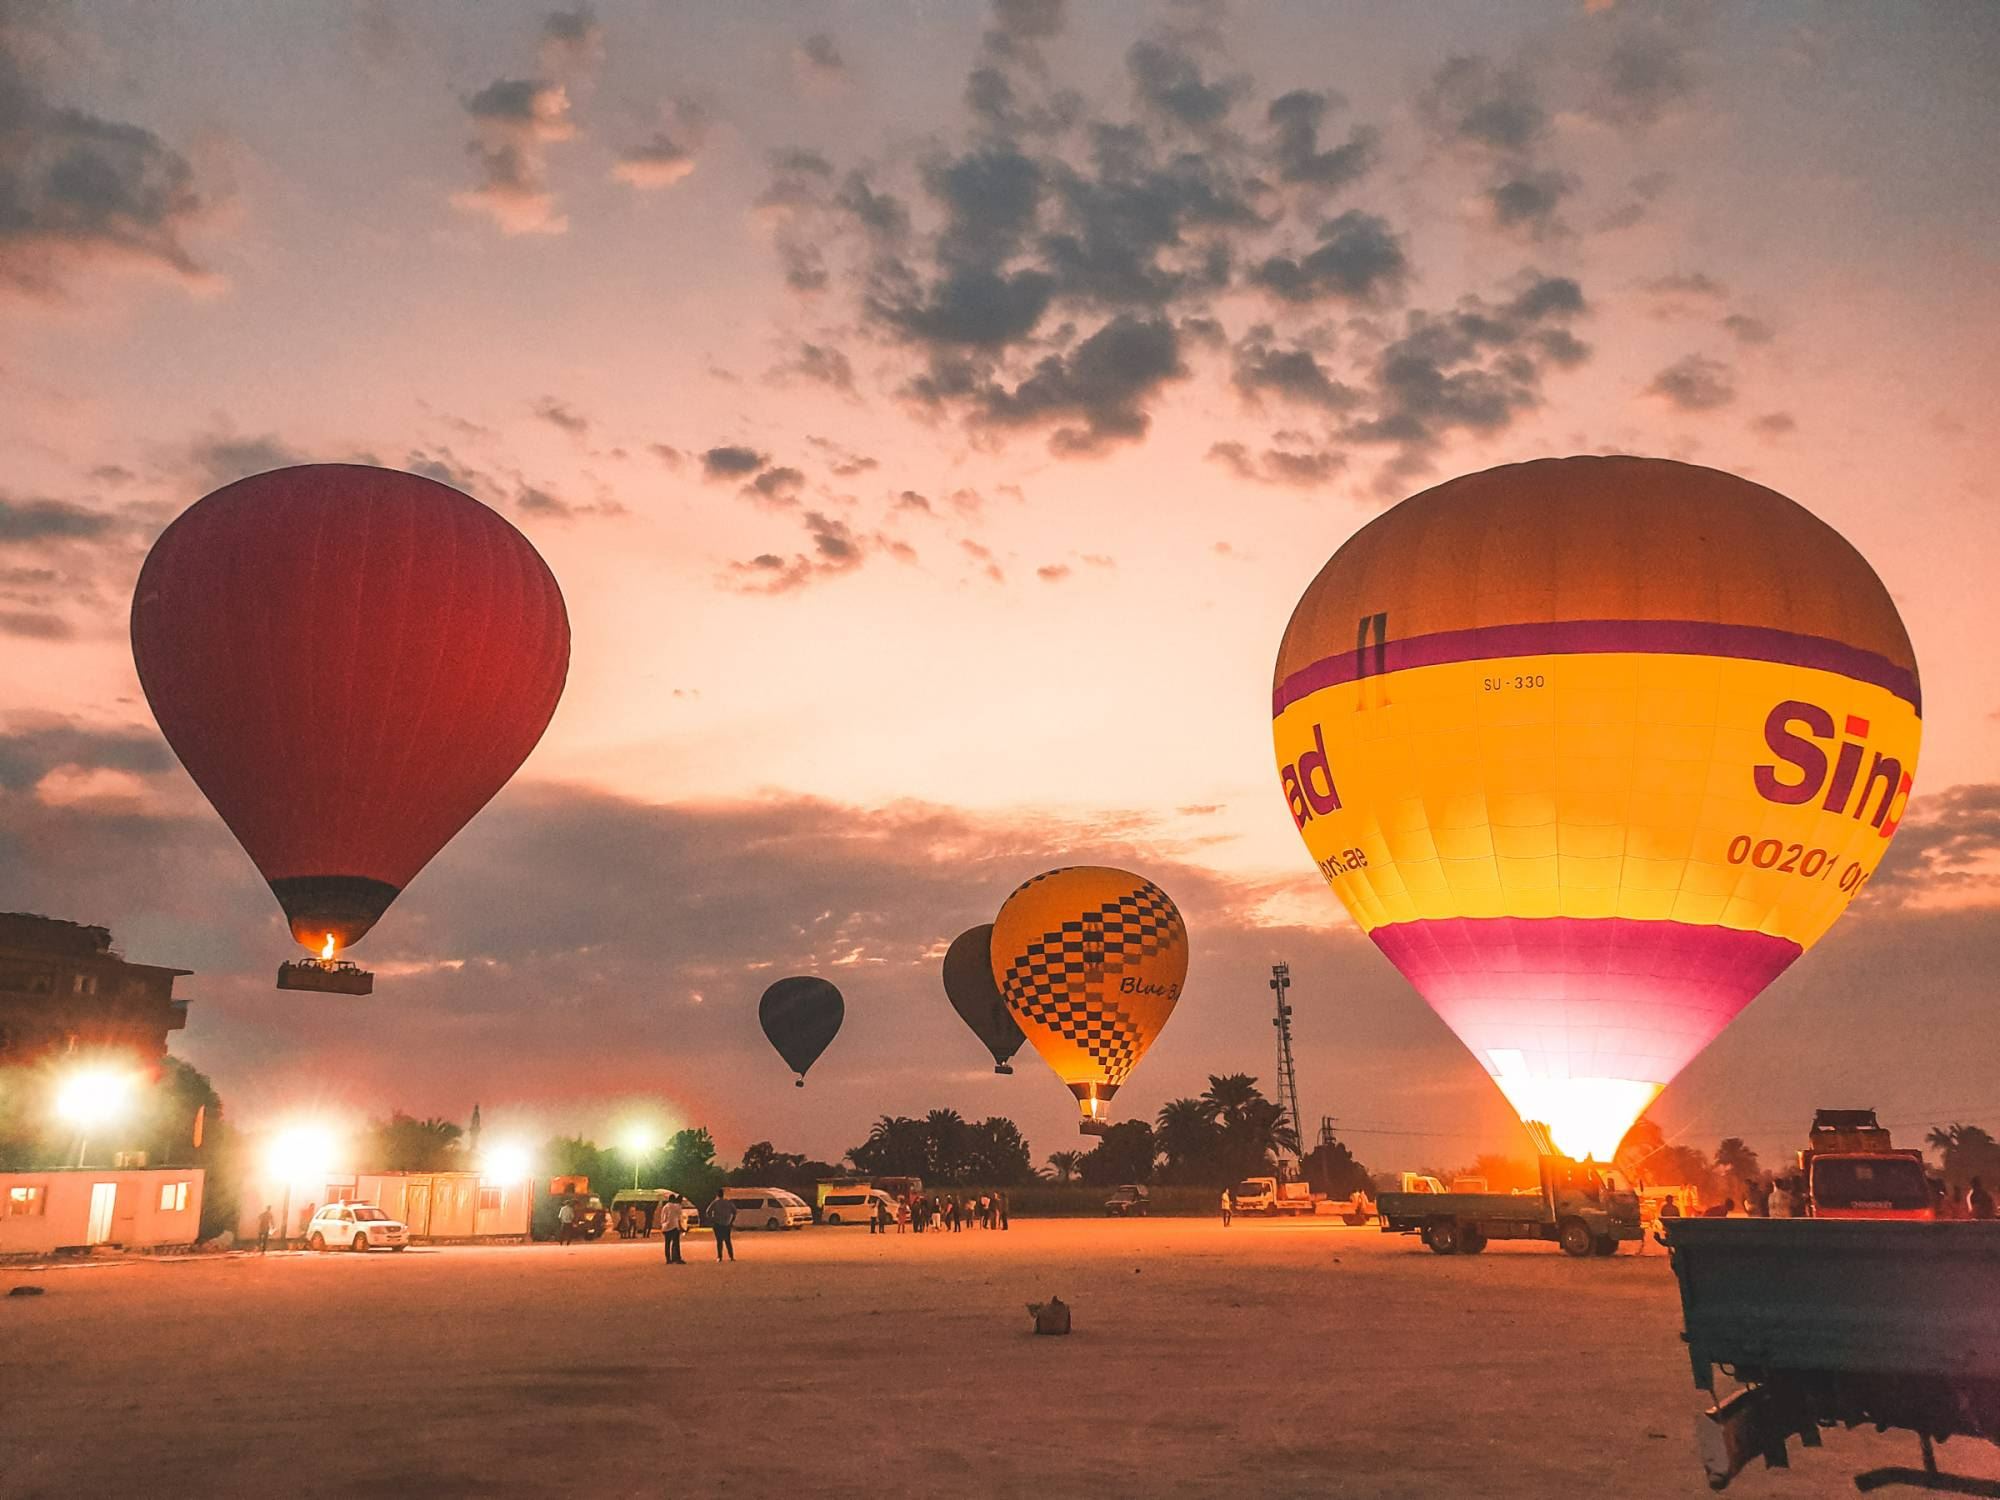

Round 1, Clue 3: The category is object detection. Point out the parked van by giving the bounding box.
[722,1186,812,1230]
[820,1188,899,1226]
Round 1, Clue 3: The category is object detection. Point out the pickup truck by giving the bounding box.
[1378,1155,1640,1257]
[1664,1217,2000,1490]
[1232,1176,1319,1217]
[1104,1185,1151,1217]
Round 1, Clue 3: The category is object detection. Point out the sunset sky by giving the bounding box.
[3,0,1996,1173]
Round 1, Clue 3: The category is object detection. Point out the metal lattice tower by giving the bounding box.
[1269,963,1304,1173]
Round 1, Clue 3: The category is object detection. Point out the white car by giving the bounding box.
[820,1189,901,1226]
[723,1187,813,1229]
[306,1202,409,1252]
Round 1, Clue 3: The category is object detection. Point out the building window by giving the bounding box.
[478,1187,501,1211]
[158,1181,188,1212]
[7,1185,45,1217]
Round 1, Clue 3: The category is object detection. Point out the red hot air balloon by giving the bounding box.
[131,465,570,972]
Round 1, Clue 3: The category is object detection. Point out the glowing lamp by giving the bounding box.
[267,1124,336,1182]
[54,1067,136,1130]
[483,1141,532,1182]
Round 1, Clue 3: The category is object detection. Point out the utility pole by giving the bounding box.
[1269,963,1305,1179]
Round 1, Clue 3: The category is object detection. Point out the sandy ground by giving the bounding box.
[3,1218,1997,1500]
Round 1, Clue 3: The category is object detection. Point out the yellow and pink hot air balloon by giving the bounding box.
[1272,457,1920,1160]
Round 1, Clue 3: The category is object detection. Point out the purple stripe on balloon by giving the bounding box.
[1272,619,1921,717]
[1369,916,1802,1089]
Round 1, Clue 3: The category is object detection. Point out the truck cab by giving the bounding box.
[1798,1109,1935,1220]
[1232,1176,1319,1216]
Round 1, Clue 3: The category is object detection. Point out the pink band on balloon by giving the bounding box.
[1368,915,1803,1089]
[1272,619,1921,717]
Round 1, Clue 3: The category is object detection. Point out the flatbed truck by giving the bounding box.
[1377,1154,1642,1257]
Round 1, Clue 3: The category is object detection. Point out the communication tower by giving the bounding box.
[1269,963,1305,1175]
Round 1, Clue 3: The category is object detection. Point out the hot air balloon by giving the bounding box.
[1271,456,1920,1161]
[759,976,844,1086]
[943,923,1025,1073]
[131,465,570,980]
[990,867,1189,1134]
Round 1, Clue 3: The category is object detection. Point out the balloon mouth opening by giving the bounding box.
[1487,1069,1663,1163]
[1069,1081,1118,1133]
[275,875,400,953]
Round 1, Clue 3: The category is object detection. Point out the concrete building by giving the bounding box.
[0,913,191,1067]
[240,1169,533,1244]
[0,1167,205,1255]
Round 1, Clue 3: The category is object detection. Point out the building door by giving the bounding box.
[405,1182,431,1237]
[86,1182,117,1244]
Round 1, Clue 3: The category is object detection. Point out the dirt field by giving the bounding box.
[4,1218,1995,1499]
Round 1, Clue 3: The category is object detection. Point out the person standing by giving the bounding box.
[708,1192,738,1260]
[998,1191,1009,1231]
[1969,1177,1996,1220]
[556,1198,576,1245]
[1221,1187,1233,1227]
[1765,1179,1792,1219]
[659,1195,685,1264]
[897,1196,910,1234]
[256,1205,275,1253]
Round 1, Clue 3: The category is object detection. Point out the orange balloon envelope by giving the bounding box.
[990,866,1189,1134]
[1272,457,1920,1160]
[132,465,570,957]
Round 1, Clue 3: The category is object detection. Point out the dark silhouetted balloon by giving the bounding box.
[131,464,570,959]
[943,924,1024,1073]
[759,976,844,1086]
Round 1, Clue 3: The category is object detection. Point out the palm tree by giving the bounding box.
[1202,1074,1262,1129]
[1155,1097,1221,1180]
[1712,1137,1762,1203]
[1047,1150,1085,1183]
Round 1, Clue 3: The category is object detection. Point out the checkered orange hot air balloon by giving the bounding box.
[990,867,1189,1135]
[1272,456,1921,1161]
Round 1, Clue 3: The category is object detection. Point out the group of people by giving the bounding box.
[1679,1174,1997,1220]
[879,1191,1009,1233]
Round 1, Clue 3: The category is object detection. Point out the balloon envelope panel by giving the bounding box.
[990,866,1188,1127]
[1272,457,1920,1159]
[131,464,571,952]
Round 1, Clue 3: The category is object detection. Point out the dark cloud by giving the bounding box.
[1647,353,1736,411]
[1266,90,1379,190]
[700,445,769,480]
[1865,785,2000,910]
[1248,210,1408,305]
[613,133,696,190]
[797,32,845,78]
[1207,440,1345,489]
[895,490,932,513]
[961,312,1188,455]
[744,466,806,507]
[1125,37,1246,131]
[648,444,684,470]
[1231,334,1358,411]
[0,9,212,299]
[1420,55,1546,154]
[1488,168,1575,238]
[0,716,173,792]
[0,495,116,543]
[189,434,310,489]
[1751,411,1797,437]
[777,341,857,394]
[1722,312,1776,345]
[1645,272,1727,298]
[0,609,70,640]
[539,7,602,73]
[532,397,590,436]
[1587,30,1695,128]
[454,67,577,233]
[1339,274,1590,485]
[402,449,495,497]
[726,510,869,594]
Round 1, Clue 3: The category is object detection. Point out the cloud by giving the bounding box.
[1207,440,1345,489]
[1722,312,1776,345]
[744,466,806,508]
[188,433,310,489]
[1266,90,1379,190]
[532,396,590,436]
[402,449,495,497]
[539,7,603,75]
[805,436,878,477]
[613,133,696,190]
[1231,334,1358,411]
[1645,271,1727,298]
[1125,36,1246,131]
[1035,562,1070,582]
[0,495,116,543]
[1751,411,1796,437]
[514,480,624,521]
[1420,55,1546,154]
[1340,274,1591,485]
[726,510,870,594]
[1249,210,1408,305]
[700,445,769,480]
[1646,353,1736,411]
[796,32,846,80]
[0,715,174,792]
[1487,168,1576,238]
[1586,28,1695,128]
[0,609,70,640]
[776,342,857,394]
[0,10,215,301]
[1866,785,2000,910]
[452,77,577,234]
[955,312,1189,455]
